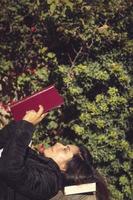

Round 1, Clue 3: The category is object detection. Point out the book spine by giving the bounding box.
[10,85,54,107]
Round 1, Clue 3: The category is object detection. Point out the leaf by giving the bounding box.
[50,3,57,14]
[47,0,54,4]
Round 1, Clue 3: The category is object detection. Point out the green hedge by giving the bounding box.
[0,0,133,199]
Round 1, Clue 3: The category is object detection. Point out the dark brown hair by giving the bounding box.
[63,145,110,200]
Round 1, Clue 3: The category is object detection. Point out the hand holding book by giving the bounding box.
[10,85,64,121]
[23,105,47,125]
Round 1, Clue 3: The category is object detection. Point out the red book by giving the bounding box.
[10,85,64,121]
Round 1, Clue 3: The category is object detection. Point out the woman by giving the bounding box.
[0,106,110,200]
[0,105,62,200]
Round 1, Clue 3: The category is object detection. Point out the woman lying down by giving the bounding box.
[0,105,110,200]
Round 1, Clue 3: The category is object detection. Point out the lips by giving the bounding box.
[38,144,45,154]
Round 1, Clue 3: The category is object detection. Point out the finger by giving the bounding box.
[40,114,45,120]
[41,113,47,119]
[37,113,47,123]
[37,105,44,116]
[26,110,36,114]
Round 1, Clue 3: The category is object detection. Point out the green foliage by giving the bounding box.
[0,0,133,199]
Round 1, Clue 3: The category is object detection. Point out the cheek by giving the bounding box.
[56,152,69,163]
[62,152,73,163]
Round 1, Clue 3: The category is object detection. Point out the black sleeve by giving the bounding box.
[0,120,34,172]
[0,121,16,149]
[0,120,60,200]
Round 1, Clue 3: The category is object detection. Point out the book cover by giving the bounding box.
[64,183,96,195]
[10,85,64,121]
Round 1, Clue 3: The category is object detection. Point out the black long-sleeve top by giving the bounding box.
[0,121,62,200]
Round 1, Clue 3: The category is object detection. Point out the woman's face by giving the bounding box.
[38,142,79,171]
